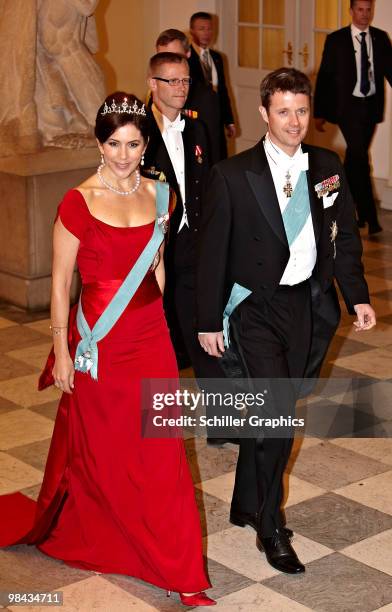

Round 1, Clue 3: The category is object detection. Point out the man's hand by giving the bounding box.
[226,124,236,138]
[353,304,376,331]
[315,118,326,133]
[198,332,225,357]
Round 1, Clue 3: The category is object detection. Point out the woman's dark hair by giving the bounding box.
[95,92,151,144]
[260,68,312,112]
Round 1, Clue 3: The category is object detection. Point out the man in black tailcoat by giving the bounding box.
[314,0,392,234]
[197,68,376,574]
[144,52,222,380]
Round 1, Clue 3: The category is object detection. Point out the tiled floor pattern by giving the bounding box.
[0,210,391,610]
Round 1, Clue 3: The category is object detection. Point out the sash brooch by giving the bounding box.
[330,220,338,259]
[145,166,166,182]
[315,174,340,198]
[158,212,169,235]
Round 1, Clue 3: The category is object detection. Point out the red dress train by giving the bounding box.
[0,189,209,593]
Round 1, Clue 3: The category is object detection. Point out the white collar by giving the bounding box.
[192,42,209,56]
[351,24,370,38]
[264,134,309,171]
[162,112,183,130]
[152,103,183,133]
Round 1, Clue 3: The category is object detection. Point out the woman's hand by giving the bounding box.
[52,353,75,394]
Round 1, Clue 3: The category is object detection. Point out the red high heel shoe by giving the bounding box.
[167,590,216,606]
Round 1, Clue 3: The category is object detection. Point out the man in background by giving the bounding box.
[189,11,236,160]
[314,0,392,234]
[156,28,222,165]
[144,52,223,383]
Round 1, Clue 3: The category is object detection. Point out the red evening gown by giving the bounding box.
[0,188,209,593]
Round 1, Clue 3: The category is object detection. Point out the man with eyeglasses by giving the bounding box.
[155,28,222,166]
[144,52,223,383]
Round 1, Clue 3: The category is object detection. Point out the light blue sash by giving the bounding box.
[282,171,311,247]
[222,172,310,347]
[223,283,252,348]
[74,181,169,380]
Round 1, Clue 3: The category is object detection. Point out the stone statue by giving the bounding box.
[0,0,40,155]
[0,0,106,156]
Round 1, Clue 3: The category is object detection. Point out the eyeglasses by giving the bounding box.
[152,77,192,87]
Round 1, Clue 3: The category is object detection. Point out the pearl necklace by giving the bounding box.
[97,163,141,196]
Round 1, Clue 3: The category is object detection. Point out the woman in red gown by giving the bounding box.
[0,92,215,607]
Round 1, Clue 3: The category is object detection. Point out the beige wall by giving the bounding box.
[370,0,391,181]
[158,0,217,33]
[94,0,219,100]
[95,0,160,100]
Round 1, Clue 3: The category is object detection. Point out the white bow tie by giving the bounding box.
[279,153,309,175]
[166,119,185,132]
[293,152,309,172]
[265,136,309,172]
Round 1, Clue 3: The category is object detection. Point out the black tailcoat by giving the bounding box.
[143,112,210,270]
[143,110,223,379]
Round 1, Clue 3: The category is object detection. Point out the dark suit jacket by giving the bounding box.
[314,25,392,124]
[187,80,222,166]
[197,140,370,377]
[142,110,210,270]
[189,45,234,159]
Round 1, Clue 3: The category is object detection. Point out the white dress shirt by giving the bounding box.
[351,24,376,97]
[193,43,218,89]
[152,104,188,231]
[264,135,316,285]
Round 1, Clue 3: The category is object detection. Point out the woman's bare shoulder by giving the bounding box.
[140,176,157,196]
[75,173,102,199]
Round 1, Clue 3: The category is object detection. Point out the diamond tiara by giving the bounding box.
[101,98,147,116]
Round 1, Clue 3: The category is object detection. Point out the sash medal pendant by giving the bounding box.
[75,350,93,373]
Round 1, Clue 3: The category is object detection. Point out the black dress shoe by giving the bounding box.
[256,529,305,574]
[368,223,383,235]
[230,510,293,538]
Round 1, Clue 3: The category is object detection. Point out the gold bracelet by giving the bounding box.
[49,325,68,336]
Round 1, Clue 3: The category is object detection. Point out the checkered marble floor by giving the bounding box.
[0,210,391,611]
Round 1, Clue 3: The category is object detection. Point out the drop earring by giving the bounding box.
[97,153,105,176]
[140,154,145,166]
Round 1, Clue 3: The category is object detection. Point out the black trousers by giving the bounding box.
[231,281,312,537]
[339,96,379,227]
